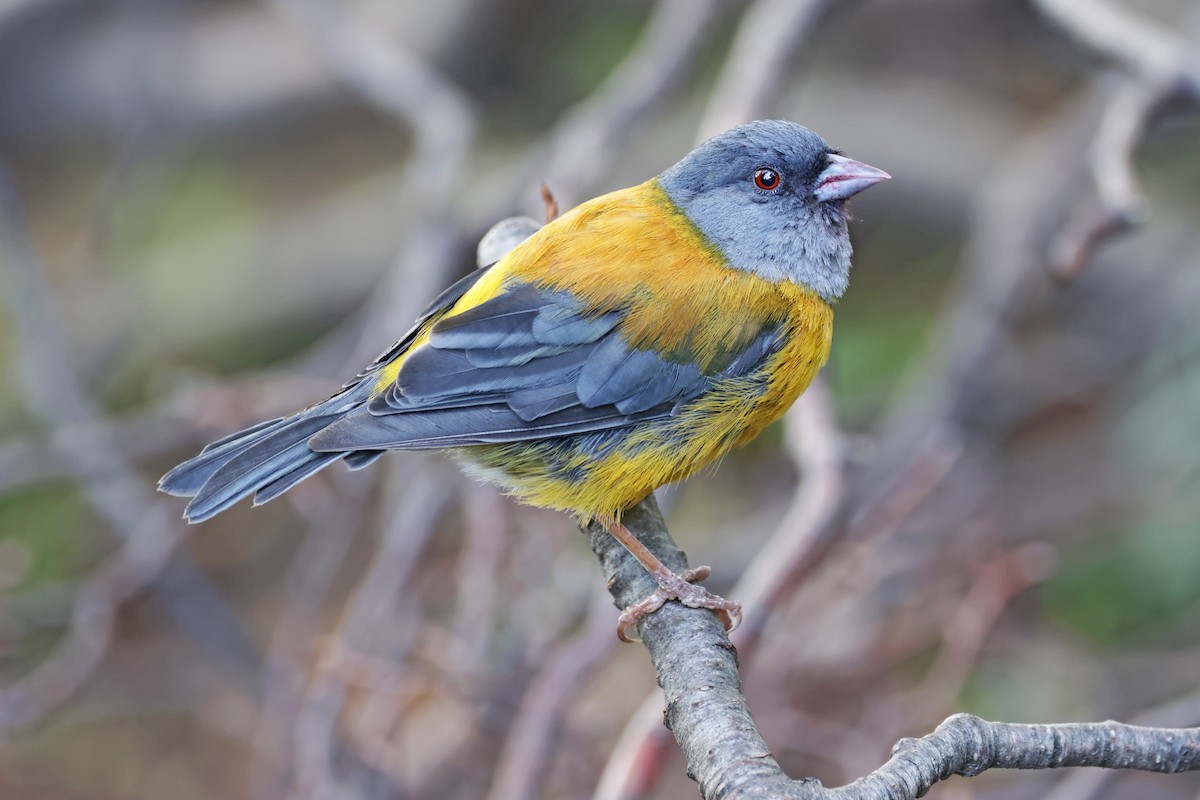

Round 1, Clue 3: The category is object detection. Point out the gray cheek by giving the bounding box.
[679,195,852,302]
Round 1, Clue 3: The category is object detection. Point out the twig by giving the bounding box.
[540,182,559,224]
[1042,686,1200,800]
[449,485,509,672]
[829,715,1200,800]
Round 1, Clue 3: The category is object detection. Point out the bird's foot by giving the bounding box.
[616,564,742,643]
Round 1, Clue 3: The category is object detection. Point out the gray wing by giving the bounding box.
[308,284,783,452]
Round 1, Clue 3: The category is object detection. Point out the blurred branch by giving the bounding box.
[696,0,838,140]
[0,0,55,32]
[291,464,456,799]
[485,588,617,800]
[0,162,257,736]
[730,379,848,653]
[249,499,364,800]
[1047,75,1157,281]
[0,501,185,737]
[1033,0,1200,279]
[533,0,723,200]
[268,0,475,190]
[1034,0,1200,92]
[0,412,202,495]
[908,544,1054,710]
[268,0,480,377]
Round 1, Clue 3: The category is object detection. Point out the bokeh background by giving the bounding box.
[1,0,1199,798]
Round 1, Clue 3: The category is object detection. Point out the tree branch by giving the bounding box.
[585,498,1200,799]
[834,715,1200,800]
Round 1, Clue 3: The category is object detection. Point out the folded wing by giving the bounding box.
[309,283,783,452]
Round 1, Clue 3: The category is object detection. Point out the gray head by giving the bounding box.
[658,120,889,303]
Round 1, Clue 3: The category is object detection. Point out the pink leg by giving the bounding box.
[599,518,742,643]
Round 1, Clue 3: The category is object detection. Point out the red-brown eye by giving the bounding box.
[753,168,780,191]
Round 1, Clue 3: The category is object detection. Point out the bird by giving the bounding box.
[159,119,889,640]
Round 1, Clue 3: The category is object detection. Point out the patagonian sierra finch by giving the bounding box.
[160,119,889,640]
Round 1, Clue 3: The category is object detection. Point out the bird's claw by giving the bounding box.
[616,565,743,643]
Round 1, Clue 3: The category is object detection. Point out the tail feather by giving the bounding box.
[185,443,327,522]
[343,450,384,471]
[158,419,290,497]
[181,414,343,523]
[252,451,345,506]
[161,383,382,521]
[200,416,285,454]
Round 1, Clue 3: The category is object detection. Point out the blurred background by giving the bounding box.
[1,0,1198,798]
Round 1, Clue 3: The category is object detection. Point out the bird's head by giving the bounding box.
[658,119,889,303]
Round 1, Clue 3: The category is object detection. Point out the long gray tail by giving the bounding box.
[159,394,382,523]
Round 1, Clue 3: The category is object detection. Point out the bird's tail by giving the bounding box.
[159,391,380,523]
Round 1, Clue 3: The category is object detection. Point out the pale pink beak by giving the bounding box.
[814,153,891,202]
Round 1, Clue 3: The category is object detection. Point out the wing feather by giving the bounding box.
[308,283,784,454]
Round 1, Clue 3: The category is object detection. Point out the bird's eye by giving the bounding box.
[753,168,780,191]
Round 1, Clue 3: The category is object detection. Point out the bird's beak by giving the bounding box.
[814,153,891,202]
